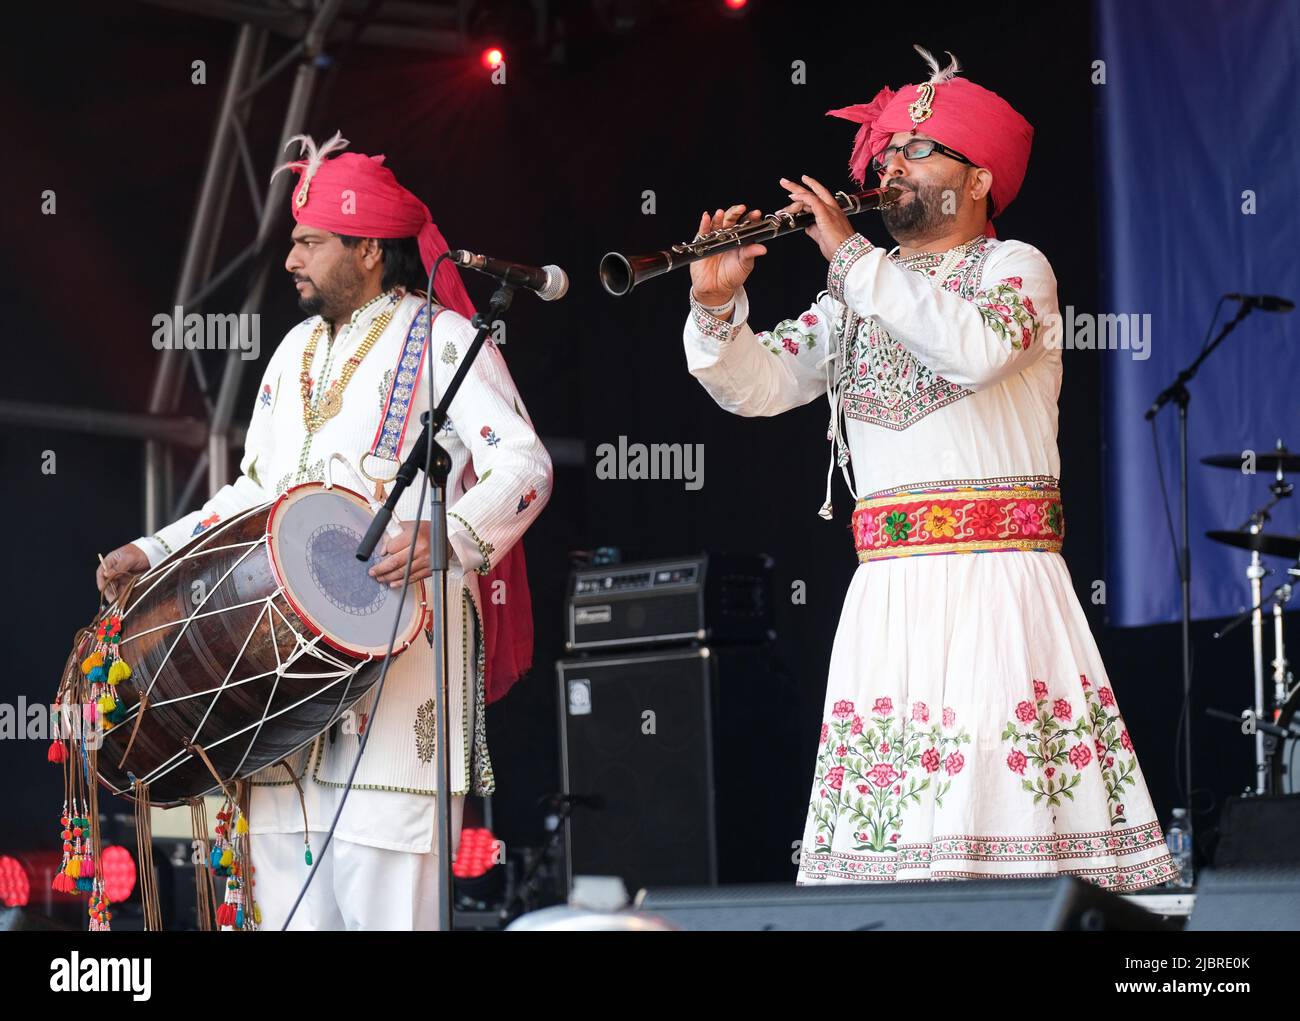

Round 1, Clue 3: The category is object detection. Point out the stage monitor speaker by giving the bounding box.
[1186,866,1300,930]
[1213,794,1300,868]
[558,644,802,893]
[633,877,1177,931]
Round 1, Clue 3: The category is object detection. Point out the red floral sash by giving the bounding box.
[852,478,1064,563]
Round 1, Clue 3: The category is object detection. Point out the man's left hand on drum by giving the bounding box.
[97,542,150,601]
[371,522,452,588]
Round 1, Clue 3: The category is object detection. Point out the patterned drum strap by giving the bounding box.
[359,303,447,500]
[852,480,1065,563]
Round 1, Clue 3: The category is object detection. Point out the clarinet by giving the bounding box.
[598,185,900,296]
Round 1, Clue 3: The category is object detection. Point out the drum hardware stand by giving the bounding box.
[1145,298,1255,831]
[357,281,517,931]
[498,794,581,921]
[1208,451,1295,793]
[1206,705,1296,791]
[1212,556,1299,795]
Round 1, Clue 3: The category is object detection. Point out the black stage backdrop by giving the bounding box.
[0,1,1254,882]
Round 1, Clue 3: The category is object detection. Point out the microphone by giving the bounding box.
[449,250,569,301]
[1226,293,1295,313]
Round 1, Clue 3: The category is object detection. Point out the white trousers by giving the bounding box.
[251,796,465,931]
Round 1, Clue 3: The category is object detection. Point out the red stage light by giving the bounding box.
[481,48,505,71]
[452,827,502,879]
[99,845,137,903]
[0,855,31,908]
[724,0,749,9]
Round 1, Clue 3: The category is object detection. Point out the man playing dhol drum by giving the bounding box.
[96,132,552,929]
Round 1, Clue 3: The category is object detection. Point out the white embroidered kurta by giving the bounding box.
[683,233,1178,891]
[134,288,552,852]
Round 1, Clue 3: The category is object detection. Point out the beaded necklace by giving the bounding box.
[299,298,396,434]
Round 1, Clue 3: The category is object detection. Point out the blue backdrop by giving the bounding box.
[1096,0,1300,626]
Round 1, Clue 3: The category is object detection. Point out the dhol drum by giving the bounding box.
[81,482,428,806]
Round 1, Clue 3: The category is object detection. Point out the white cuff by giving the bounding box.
[132,535,171,569]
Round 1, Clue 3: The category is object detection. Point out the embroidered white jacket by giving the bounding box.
[133,288,552,848]
[682,235,1062,507]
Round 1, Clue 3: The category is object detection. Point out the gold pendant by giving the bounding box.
[317,389,342,422]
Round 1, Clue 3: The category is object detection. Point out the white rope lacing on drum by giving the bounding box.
[120,597,271,645]
[129,542,265,704]
[125,672,363,792]
[104,497,375,798]
[121,502,272,619]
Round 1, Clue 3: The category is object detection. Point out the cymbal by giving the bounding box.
[1206,530,1300,559]
[1201,447,1300,473]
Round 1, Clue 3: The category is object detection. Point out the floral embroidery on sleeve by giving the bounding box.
[191,512,221,537]
[689,294,743,343]
[480,425,500,447]
[756,311,820,358]
[259,384,273,409]
[516,487,538,514]
[974,276,1039,352]
[827,233,873,302]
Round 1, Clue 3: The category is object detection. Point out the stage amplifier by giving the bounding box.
[564,553,774,652]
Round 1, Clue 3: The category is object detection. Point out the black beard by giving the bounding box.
[881,180,960,242]
[294,266,364,322]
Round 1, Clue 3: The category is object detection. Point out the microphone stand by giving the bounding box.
[1145,301,1254,844]
[357,282,516,931]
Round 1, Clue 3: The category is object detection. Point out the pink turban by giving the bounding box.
[275,133,476,321]
[827,48,1034,234]
[273,132,535,704]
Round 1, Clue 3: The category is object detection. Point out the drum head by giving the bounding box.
[267,483,427,658]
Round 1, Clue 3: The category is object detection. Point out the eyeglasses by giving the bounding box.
[870,137,977,176]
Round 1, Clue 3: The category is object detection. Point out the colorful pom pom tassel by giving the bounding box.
[107,660,132,685]
[47,740,67,763]
[81,652,104,674]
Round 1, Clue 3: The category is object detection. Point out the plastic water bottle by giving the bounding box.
[1165,807,1193,888]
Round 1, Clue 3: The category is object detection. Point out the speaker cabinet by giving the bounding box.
[557,645,801,893]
